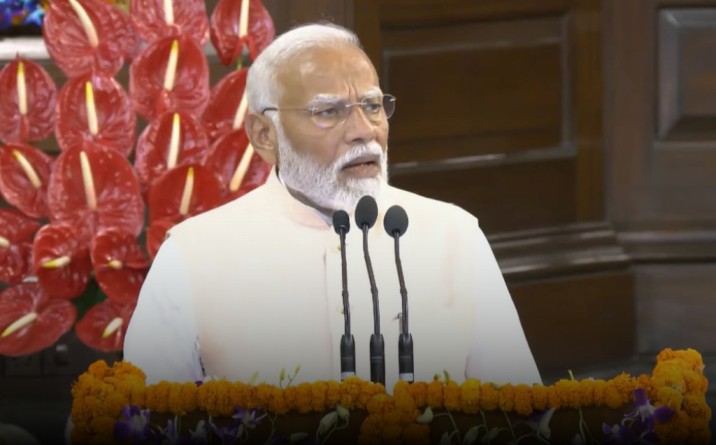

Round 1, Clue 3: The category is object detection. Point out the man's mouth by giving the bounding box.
[341,155,380,172]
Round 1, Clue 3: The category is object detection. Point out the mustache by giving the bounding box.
[333,142,384,171]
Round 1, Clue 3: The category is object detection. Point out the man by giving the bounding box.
[123,23,542,390]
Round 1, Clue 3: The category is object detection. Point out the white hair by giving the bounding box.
[246,23,362,115]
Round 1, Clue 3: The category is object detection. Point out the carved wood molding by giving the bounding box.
[490,222,630,282]
[618,229,716,262]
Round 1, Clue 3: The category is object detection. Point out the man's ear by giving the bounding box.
[245,112,278,165]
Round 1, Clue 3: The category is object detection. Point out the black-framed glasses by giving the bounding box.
[261,94,396,129]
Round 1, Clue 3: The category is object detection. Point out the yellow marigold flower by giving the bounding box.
[426,380,443,408]
[295,382,313,413]
[657,348,704,372]
[360,414,382,437]
[326,380,341,406]
[591,379,608,406]
[546,385,561,409]
[89,416,115,437]
[460,379,480,414]
[310,381,328,411]
[554,379,581,409]
[513,384,533,416]
[112,360,146,380]
[655,410,691,444]
[268,386,288,415]
[408,382,428,408]
[655,386,684,411]
[444,381,461,411]
[283,386,298,410]
[530,384,548,410]
[683,394,711,419]
[576,379,595,406]
[497,384,514,412]
[610,373,637,405]
[367,394,392,414]
[479,383,498,411]
[682,370,708,395]
[87,360,110,378]
[604,385,623,410]
[358,382,386,407]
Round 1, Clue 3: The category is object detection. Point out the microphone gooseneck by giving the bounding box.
[354,195,385,385]
[332,210,355,380]
[384,205,414,382]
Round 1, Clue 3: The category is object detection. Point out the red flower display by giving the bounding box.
[0,0,275,354]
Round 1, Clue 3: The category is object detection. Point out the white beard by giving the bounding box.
[275,121,388,213]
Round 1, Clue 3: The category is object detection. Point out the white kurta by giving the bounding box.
[124,171,542,390]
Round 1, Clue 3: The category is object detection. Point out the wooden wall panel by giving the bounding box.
[382,18,564,163]
[510,271,635,378]
[635,264,716,356]
[658,9,716,139]
[391,158,576,234]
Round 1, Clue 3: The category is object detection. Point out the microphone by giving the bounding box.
[332,210,356,380]
[354,195,385,385]
[383,205,414,382]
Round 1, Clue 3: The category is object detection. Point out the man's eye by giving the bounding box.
[313,107,339,118]
[362,103,382,114]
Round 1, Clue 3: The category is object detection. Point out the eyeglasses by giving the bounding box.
[261,94,396,129]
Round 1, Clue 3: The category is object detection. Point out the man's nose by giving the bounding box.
[343,104,377,144]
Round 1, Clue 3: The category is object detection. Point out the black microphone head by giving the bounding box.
[355,195,378,229]
[332,210,350,234]
[384,205,409,237]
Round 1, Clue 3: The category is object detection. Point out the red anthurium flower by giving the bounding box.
[0,282,77,356]
[55,73,136,157]
[75,299,135,352]
[148,164,223,223]
[0,143,53,218]
[203,129,271,202]
[129,34,210,121]
[91,228,149,305]
[0,210,41,284]
[146,216,180,260]
[48,145,145,239]
[0,57,57,144]
[209,0,275,66]
[130,0,209,46]
[33,223,93,299]
[134,111,210,189]
[43,0,135,78]
[201,68,248,142]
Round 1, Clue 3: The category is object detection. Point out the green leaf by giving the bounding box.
[317,412,338,436]
[72,279,107,320]
[416,406,433,424]
[336,404,350,421]
[464,426,480,445]
[289,432,308,442]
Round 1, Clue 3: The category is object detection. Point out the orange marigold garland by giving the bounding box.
[70,348,711,444]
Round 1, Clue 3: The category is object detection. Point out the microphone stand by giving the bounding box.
[384,205,414,382]
[332,211,355,380]
[362,224,385,385]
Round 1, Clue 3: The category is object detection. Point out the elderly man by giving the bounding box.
[123,23,542,390]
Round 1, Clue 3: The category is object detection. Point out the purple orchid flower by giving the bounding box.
[232,407,262,429]
[628,388,675,432]
[114,405,152,444]
[209,419,244,445]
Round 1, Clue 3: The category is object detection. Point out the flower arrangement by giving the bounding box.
[69,348,711,444]
[0,0,275,355]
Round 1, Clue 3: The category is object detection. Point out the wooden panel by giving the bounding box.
[510,271,635,377]
[381,0,570,26]
[635,264,716,355]
[658,9,716,139]
[383,17,565,163]
[390,158,576,234]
